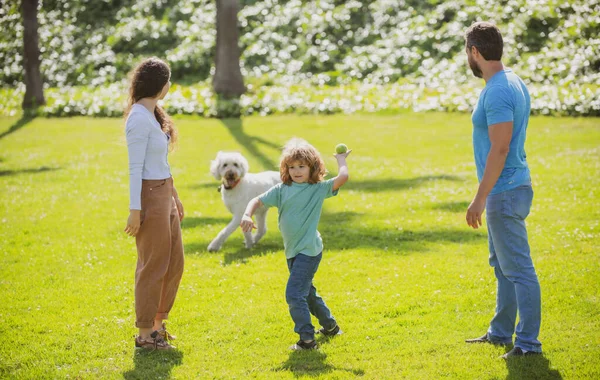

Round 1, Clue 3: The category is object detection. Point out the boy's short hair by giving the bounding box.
[465,21,503,61]
[280,138,327,185]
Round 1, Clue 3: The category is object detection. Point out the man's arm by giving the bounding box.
[466,121,512,228]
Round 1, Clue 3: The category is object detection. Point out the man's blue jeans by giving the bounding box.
[485,183,542,353]
[286,253,336,341]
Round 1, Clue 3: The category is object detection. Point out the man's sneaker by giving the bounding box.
[465,333,511,347]
[290,339,318,350]
[316,324,342,337]
[501,346,542,359]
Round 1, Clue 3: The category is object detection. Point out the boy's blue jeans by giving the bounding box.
[286,253,336,341]
[485,183,542,353]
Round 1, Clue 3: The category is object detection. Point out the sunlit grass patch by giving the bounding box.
[0,112,598,379]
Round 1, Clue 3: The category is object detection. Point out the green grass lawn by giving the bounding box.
[0,112,598,379]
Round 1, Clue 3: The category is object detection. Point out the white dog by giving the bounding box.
[207,151,281,252]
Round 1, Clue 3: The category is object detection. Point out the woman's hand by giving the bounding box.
[125,210,141,236]
[174,197,185,221]
[240,214,256,232]
[172,185,184,221]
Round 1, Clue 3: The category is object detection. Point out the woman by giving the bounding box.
[124,57,184,350]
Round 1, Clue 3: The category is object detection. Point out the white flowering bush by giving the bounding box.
[1,80,597,117]
[0,0,599,116]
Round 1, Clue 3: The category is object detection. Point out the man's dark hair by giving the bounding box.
[465,21,503,61]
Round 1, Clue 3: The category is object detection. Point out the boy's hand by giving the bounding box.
[334,149,352,159]
[240,214,256,232]
[332,150,351,191]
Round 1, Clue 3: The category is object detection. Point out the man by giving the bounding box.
[463,21,542,358]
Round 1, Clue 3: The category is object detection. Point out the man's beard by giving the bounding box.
[468,56,483,78]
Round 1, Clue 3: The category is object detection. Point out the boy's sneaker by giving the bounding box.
[316,324,342,337]
[290,339,318,350]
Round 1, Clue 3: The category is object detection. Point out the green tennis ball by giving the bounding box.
[335,143,348,154]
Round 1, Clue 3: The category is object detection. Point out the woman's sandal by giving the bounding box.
[135,330,175,351]
[156,322,176,342]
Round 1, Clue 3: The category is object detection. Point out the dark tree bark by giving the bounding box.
[213,0,245,98]
[21,0,45,109]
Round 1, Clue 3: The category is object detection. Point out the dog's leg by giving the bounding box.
[207,217,242,252]
[253,210,268,245]
[243,230,254,249]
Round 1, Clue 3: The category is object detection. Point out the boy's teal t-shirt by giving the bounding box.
[259,178,338,259]
[471,69,531,194]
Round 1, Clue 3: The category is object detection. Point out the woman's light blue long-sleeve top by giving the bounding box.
[125,104,171,210]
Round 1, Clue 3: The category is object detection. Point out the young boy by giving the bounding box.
[240,138,351,349]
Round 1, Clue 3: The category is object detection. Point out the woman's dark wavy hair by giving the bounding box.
[125,57,177,147]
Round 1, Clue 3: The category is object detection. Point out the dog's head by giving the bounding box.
[210,151,249,189]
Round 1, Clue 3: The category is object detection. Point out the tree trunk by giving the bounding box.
[213,0,245,98]
[21,0,45,109]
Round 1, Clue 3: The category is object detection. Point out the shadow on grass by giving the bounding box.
[183,237,281,265]
[504,353,562,379]
[184,171,471,262]
[122,348,183,380]
[0,166,60,177]
[181,216,231,230]
[432,201,471,213]
[219,118,280,170]
[222,240,281,265]
[0,114,35,140]
[183,210,485,265]
[319,211,485,251]
[184,241,211,255]
[346,175,462,193]
[274,350,364,377]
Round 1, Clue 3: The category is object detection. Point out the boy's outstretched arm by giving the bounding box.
[333,150,351,191]
[240,197,263,232]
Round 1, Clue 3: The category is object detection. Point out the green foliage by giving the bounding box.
[0,113,599,378]
[2,0,600,86]
[1,0,599,115]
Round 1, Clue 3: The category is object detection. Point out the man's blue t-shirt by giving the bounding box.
[472,69,531,195]
[259,178,338,259]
